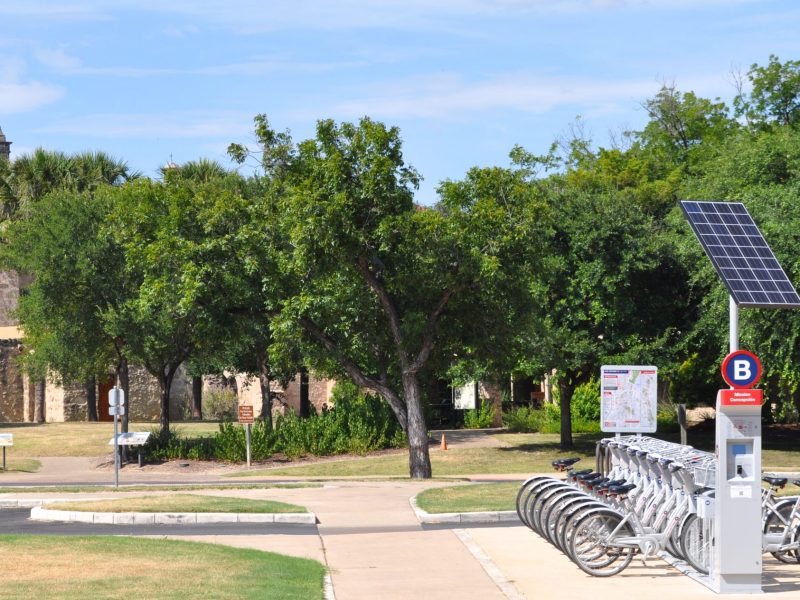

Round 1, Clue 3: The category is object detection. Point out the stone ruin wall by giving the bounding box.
[0,340,24,421]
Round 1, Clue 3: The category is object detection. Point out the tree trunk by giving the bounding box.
[86,376,98,422]
[191,376,203,420]
[558,378,575,450]
[34,380,46,423]
[299,367,310,418]
[402,373,432,478]
[157,366,178,433]
[257,351,273,430]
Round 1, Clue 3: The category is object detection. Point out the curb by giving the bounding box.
[409,496,519,524]
[29,505,317,525]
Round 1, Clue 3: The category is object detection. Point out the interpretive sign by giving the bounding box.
[238,405,255,424]
[600,365,658,433]
[107,432,151,446]
[0,434,12,447]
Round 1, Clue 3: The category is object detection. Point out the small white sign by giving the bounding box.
[108,432,151,446]
[108,387,125,407]
[0,433,12,447]
[453,382,476,410]
[109,405,125,416]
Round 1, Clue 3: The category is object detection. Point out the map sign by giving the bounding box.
[600,365,658,433]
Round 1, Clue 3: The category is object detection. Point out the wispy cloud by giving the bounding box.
[328,72,665,120]
[32,47,364,77]
[1,0,762,30]
[0,81,64,114]
[35,110,254,139]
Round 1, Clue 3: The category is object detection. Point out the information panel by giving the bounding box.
[600,365,658,433]
[453,382,476,410]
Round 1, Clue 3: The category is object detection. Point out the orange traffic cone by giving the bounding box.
[441,433,448,450]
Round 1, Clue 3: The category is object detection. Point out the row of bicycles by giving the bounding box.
[516,435,800,577]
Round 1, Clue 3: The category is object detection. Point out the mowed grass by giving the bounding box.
[230,433,600,478]
[0,422,219,457]
[416,482,520,513]
[0,535,324,600]
[46,494,307,513]
[0,458,41,473]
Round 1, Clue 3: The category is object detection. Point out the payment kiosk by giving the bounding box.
[712,350,763,594]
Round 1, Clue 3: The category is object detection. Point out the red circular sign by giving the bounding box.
[721,350,762,389]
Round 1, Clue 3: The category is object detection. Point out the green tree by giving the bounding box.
[232,115,540,477]
[735,55,800,129]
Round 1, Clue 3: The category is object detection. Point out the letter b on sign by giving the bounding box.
[721,351,762,389]
[734,360,751,381]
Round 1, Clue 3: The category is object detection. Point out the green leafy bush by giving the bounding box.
[463,400,496,429]
[571,379,601,421]
[203,388,238,420]
[502,403,599,434]
[145,380,406,463]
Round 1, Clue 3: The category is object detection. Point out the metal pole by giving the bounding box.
[114,412,119,488]
[245,423,251,468]
[2,447,5,471]
[729,295,739,354]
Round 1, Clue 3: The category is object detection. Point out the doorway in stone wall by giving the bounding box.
[97,376,115,422]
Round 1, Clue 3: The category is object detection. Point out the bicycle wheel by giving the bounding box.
[525,480,567,536]
[560,501,607,559]
[531,483,572,536]
[516,476,551,525]
[568,509,635,577]
[541,490,586,547]
[680,514,711,574]
[764,501,800,564]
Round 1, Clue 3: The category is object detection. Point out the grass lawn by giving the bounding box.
[0,422,220,457]
[228,428,800,479]
[0,482,320,494]
[0,458,41,473]
[416,482,520,513]
[45,494,307,513]
[229,432,601,478]
[0,535,324,599]
[416,478,800,513]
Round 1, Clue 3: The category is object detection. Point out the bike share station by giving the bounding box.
[516,201,800,594]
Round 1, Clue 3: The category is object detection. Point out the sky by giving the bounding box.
[1,0,800,203]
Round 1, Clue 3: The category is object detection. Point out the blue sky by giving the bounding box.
[1,0,800,203]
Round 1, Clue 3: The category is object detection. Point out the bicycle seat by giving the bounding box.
[595,479,626,490]
[608,484,637,495]
[577,472,603,482]
[570,468,593,478]
[552,457,581,468]
[763,476,788,488]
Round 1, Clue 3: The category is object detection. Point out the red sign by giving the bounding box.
[238,405,255,424]
[719,388,764,407]
[720,350,762,388]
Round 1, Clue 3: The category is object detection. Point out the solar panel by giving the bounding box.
[680,200,800,309]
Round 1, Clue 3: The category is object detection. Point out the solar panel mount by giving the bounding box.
[680,200,800,309]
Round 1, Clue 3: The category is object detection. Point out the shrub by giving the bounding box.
[203,388,238,421]
[502,403,599,434]
[463,400,496,429]
[571,379,601,421]
[142,426,214,461]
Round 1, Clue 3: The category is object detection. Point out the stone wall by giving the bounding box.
[0,340,24,421]
[232,372,335,419]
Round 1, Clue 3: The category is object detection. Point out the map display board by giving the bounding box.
[600,365,658,433]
